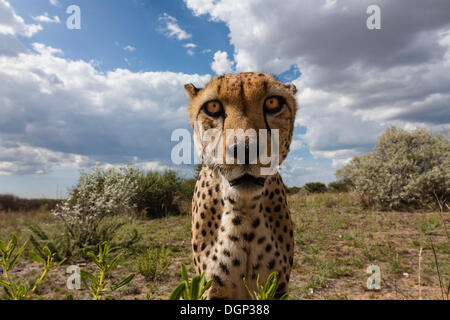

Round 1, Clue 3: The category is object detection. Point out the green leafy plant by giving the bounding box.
[0,235,64,300]
[138,247,172,281]
[168,264,212,300]
[81,241,135,300]
[243,272,289,300]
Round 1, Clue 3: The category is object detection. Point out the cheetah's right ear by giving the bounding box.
[185,83,201,100]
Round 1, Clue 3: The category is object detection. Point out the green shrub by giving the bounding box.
[286,186,302,195]
[328,180,352,193]
[81,241,135,300]
[0,235,64,300]
[169,264,212,300]
[138,247,172,281]
[50,166,140,256]
[304,182,328,194]
[243,272,289,300]
[134,170,182,218]
[336,127,450,210]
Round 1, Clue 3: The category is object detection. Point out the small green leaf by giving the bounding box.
[180,264,188,282]
[110,274,135,291]
[29,251,45,264]
[168,282,185,300]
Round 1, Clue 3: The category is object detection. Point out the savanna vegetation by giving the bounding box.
[0,127,448,300]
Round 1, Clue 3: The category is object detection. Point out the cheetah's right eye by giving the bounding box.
[203,100,224,118]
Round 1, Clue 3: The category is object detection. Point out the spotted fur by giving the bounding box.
[185,72,297,299]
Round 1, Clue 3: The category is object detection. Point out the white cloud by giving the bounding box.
[32,13,60,24]
[158,13,191,40]
[49,0,59,6]
[210,50,234,75]
[0,0,42,37]
[123,45,136,52]
[0,139,92,176]
[185,0,450,169]
[184,43,197,48]
[0,41,211,175]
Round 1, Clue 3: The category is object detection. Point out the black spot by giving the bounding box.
[258,254,263,260]
[253,263,260,270]
[201,181,205,188]
[215,184,220,192]
[277,282,286,292]
[252,218,260,228]
[267,259,276,270]
[213,199,219,205]
[228,197,235,204]
[201,243,206,251]
[275,188,280,194]
[221,226,225,232]
[265,207,271,213]
[211,207,216,214]
[229,235,239,242]
[193,244,198,252]
[208,221,212,227]
[283,225,288,233]
[223,249,231,257]
[278,235,283,243]
[232,259,240,266]
[200,212,205,219]
[206,250,210,257]
[275,251,280,257]
[212,255,218,261]
[244,232,255,242]
[269,192,274,199]
[289,257,293,266]
[202,193,206,200]
[232,216,241,225]
[274,205,281,212]
[214,275,225,286]
[195,222,200,229]
[265,244,272,252]
[257,236,266,244]
[219,263,230,275]
[202,263,206,270]
[276,221,280,228]
[286,244,290,251]
[201,229,206,236]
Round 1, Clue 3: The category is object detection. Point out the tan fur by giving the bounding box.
[185,72,297,299]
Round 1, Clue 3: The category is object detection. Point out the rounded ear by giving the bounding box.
[185,83,201,100]
[283,83,297,95]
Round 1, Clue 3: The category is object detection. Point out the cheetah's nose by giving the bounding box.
[228,141,258,165]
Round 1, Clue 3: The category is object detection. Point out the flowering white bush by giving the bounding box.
[336,127,450,210]
[52,166,139,248]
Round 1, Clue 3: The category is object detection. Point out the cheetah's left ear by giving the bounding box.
[283,83,297,95]
[185,83,201,100]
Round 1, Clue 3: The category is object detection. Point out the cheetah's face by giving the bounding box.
[185,72,297,190]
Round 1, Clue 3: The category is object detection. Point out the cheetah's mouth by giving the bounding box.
[229,174,266,187]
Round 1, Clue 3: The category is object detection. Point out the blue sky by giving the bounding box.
[1,0,449,198]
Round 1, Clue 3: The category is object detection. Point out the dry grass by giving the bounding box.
[0,192,448,300]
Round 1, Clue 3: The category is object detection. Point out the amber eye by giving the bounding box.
[203,100,224,117]
[264,96,284,114]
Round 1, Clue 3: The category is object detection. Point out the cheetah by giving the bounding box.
[185,72,297,300]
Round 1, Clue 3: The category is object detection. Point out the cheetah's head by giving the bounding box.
[185,72,297,192]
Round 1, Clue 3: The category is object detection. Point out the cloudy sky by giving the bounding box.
[0,0,449,198]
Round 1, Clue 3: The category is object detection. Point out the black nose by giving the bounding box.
[229,142,258,165]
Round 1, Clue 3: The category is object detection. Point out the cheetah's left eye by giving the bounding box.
[264,96,284,114]
[203,100,224,118]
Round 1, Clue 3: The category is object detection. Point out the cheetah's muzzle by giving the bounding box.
[229,174,266,187]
